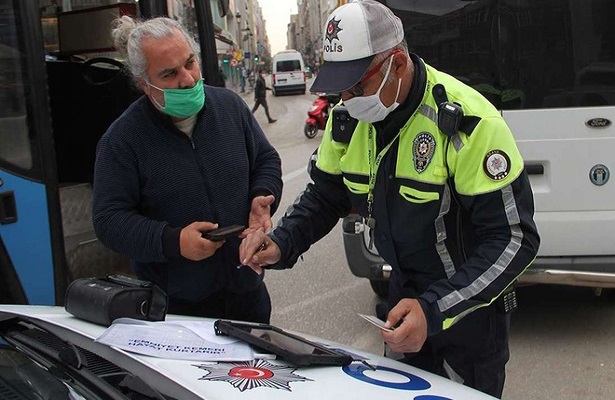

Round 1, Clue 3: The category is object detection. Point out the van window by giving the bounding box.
[277,60,302,72]
[397,0,615,110]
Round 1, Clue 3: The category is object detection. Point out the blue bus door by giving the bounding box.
[0,0,67,305]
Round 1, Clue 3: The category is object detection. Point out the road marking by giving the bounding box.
[271,278,367,316]
[282,168,306,183]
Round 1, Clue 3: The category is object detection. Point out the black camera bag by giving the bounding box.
[65,275,168,326]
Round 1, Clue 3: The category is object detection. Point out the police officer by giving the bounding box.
[240,1,539,398]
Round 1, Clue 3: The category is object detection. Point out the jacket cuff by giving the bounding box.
[417,297,445,337]
[162,225,182,259]
[265,232,295,270]
[251,189,272,199]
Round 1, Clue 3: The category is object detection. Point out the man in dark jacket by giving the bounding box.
[252,69,276,123]
[93,16,282,323]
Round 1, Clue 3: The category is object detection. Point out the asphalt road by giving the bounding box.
[237,77,615,400]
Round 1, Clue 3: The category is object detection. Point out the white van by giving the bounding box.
[272,50,306,96]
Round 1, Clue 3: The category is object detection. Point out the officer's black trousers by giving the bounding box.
[167,282,272,324]
[399,303,510,398]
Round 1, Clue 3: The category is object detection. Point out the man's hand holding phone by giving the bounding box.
[180,221,225,261]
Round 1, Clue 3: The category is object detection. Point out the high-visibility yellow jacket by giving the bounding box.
[270,55,540,335]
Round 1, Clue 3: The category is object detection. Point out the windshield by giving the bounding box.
[277,60,301,72]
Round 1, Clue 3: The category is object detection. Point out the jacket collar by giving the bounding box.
[374,53,426,148]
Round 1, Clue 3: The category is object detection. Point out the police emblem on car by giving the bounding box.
[195,360,312,392]
[483,149,511,180]
[413,132,436,173]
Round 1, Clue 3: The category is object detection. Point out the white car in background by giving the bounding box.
[271,50,307,96]
[0,305,496,400]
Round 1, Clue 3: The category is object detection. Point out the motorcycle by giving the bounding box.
[304,92,340,139]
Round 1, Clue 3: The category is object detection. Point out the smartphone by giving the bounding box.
[202,224,245,241]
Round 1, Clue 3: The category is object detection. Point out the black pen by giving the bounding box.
[237,242,267,269]
[361,360,377,371]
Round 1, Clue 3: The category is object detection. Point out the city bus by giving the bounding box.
[0,0,228,305]
[343,0,615,298]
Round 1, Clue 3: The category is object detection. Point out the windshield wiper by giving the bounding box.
[0,313,172,400]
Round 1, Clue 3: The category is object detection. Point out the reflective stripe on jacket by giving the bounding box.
[271,59,539,335]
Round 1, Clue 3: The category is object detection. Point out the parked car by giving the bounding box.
[0,305,496,399]
[342,0,615,299]
[271,50,306,96]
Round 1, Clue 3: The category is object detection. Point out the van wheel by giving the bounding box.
[304,123,318,139]
[370,280,389,299]
[273,90,278,97]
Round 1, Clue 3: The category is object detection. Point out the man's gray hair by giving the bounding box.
[111,16,200,83]
[372,40,410,82]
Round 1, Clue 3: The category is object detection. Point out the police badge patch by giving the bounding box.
[325,17,342,43]
[413,132,436,173]
[483,149,511,180]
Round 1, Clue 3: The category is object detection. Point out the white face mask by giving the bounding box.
[344,56,402,123]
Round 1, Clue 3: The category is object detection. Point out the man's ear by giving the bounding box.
[137,78,150,94]
[392,53,408,77]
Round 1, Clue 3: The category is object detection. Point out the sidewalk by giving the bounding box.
[225,81,253,102]
[225,79,282,126]
[224,74,274,100]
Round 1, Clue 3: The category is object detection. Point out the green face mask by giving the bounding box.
[148,79,205,118]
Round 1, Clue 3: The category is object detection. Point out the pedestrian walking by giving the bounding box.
[240,66,247,93]
[251,69,276,123]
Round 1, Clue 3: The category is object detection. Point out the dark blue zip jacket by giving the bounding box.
[93,85,282,301]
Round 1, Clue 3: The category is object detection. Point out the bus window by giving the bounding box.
[0,4,31,171]
[38,2,140,184]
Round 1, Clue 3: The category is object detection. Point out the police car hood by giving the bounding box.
[0,305,495,400]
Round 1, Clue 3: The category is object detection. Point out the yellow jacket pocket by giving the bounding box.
[343,177,369,195]
[399,185,440,204]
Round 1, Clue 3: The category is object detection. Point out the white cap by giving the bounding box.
[311,0,404,93]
